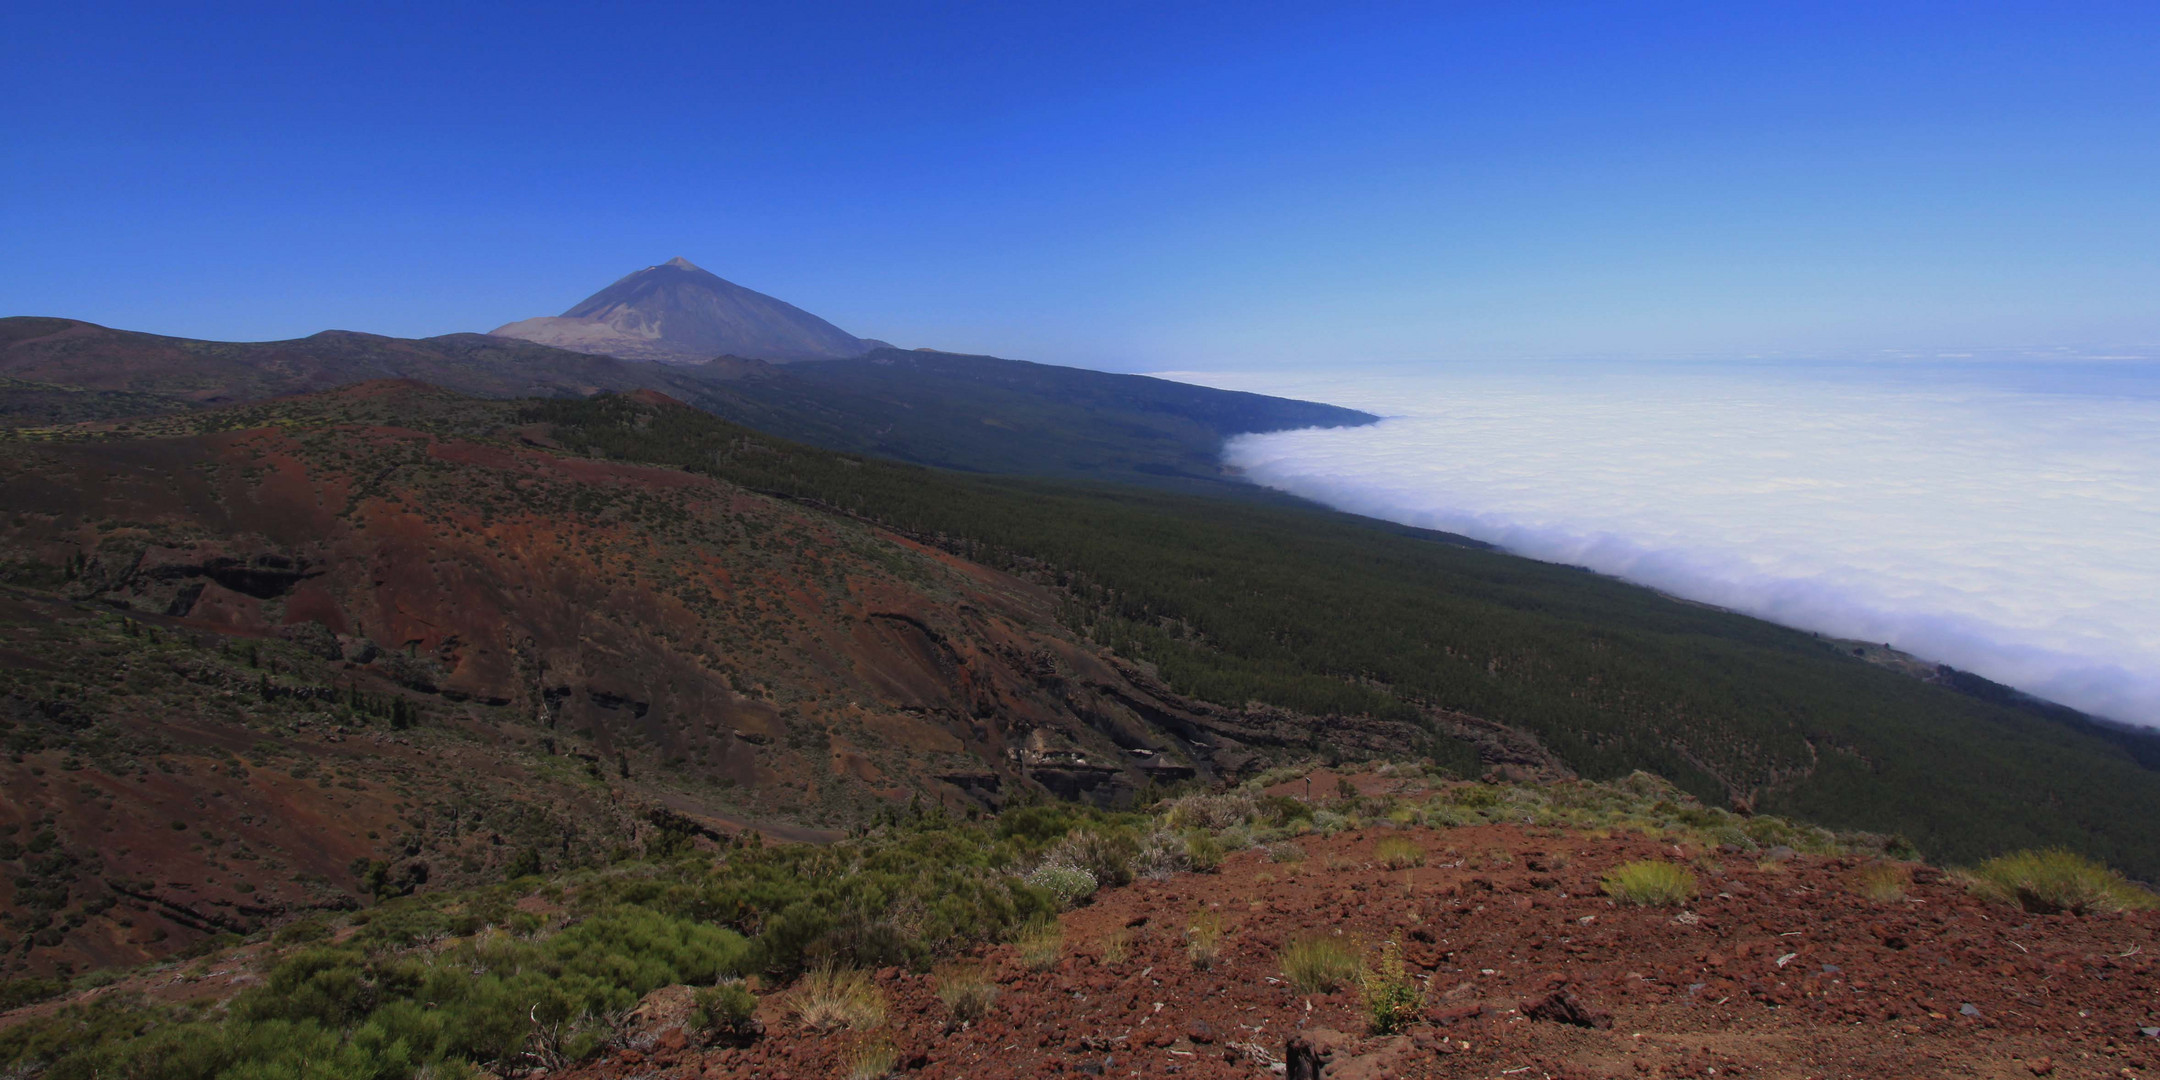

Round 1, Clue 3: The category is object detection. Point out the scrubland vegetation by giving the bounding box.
[0,762,1978,1079]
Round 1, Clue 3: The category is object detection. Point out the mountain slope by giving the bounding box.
[532,390,2160,877]
[0,317,1377,493]
[491,257,871,362]
[0,382,1392,977]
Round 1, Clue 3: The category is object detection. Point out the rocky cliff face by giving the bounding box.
[490,258,872,363]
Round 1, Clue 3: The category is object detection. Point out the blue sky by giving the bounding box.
[4,1,2156,370]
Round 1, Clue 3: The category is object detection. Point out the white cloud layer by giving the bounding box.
[1161,363,2160,726]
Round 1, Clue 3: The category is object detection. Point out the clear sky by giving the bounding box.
[4,1,2156,370]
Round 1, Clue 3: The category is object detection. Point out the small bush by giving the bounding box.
[1600,860,1698,906]
[1184,832,1225,873]
[1850,862,1910,903]
[1960,849,2158,915]
[1046,829,1139,889]
[1163,791,1261,831]
[1132,828,1192,880]
[1280,934,1359,994]
[934,963,997,1022]
[1016,919,1064,970]
[1185,912,1225,970]
[788,965,886,1033]
[1023,862,1098,909]
[269,918,332,946]
[1268,841,1306,864]
[1374,835,1425,869]
[1359,941,1422,1035]
[691,982,759,1043]
[0,976,67,1012]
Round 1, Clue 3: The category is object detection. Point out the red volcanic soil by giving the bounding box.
[581,824,2160,1080]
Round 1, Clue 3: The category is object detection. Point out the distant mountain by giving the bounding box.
[0,316,1376,493]
[490,257,873,362]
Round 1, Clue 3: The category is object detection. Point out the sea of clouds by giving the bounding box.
[1161,362,2160,726]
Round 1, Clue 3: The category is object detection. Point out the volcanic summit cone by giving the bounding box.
[490,257,872,362]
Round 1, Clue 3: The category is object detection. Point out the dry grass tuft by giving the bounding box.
[789,965,887,1033]
[1600,860,1698,906]
[934,962,998,1022]
[1016,918,1064,970]
[1850,862,1910,903]
[1279,934,1360,994]
[1097,928,1129,966]
[1959,849,2158,915]
[1185,912,1226,969]
[846,1039,899,1080]
[1374,835,1425,869]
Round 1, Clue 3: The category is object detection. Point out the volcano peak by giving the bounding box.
[489,258,869,363]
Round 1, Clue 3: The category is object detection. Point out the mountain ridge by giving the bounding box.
[0,315,1377,494]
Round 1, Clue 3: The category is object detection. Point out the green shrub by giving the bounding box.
[1183,832,1225,873]
[270,917,332,946]
[1279,935,1359,994]
[691,983,759,1043]
[1045,828,1139,889]
[0,976,67,1012]
[1959,849,2158,915]
[1600,860,1698,906]
[1359,942,1422,1035]
[1373,835,1425,869]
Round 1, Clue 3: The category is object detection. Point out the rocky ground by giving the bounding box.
[583,822,2159,1080]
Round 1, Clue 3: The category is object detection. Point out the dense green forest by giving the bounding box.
[531,393,2160,877]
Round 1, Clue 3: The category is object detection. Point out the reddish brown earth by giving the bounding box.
[586,824,2160,1080]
